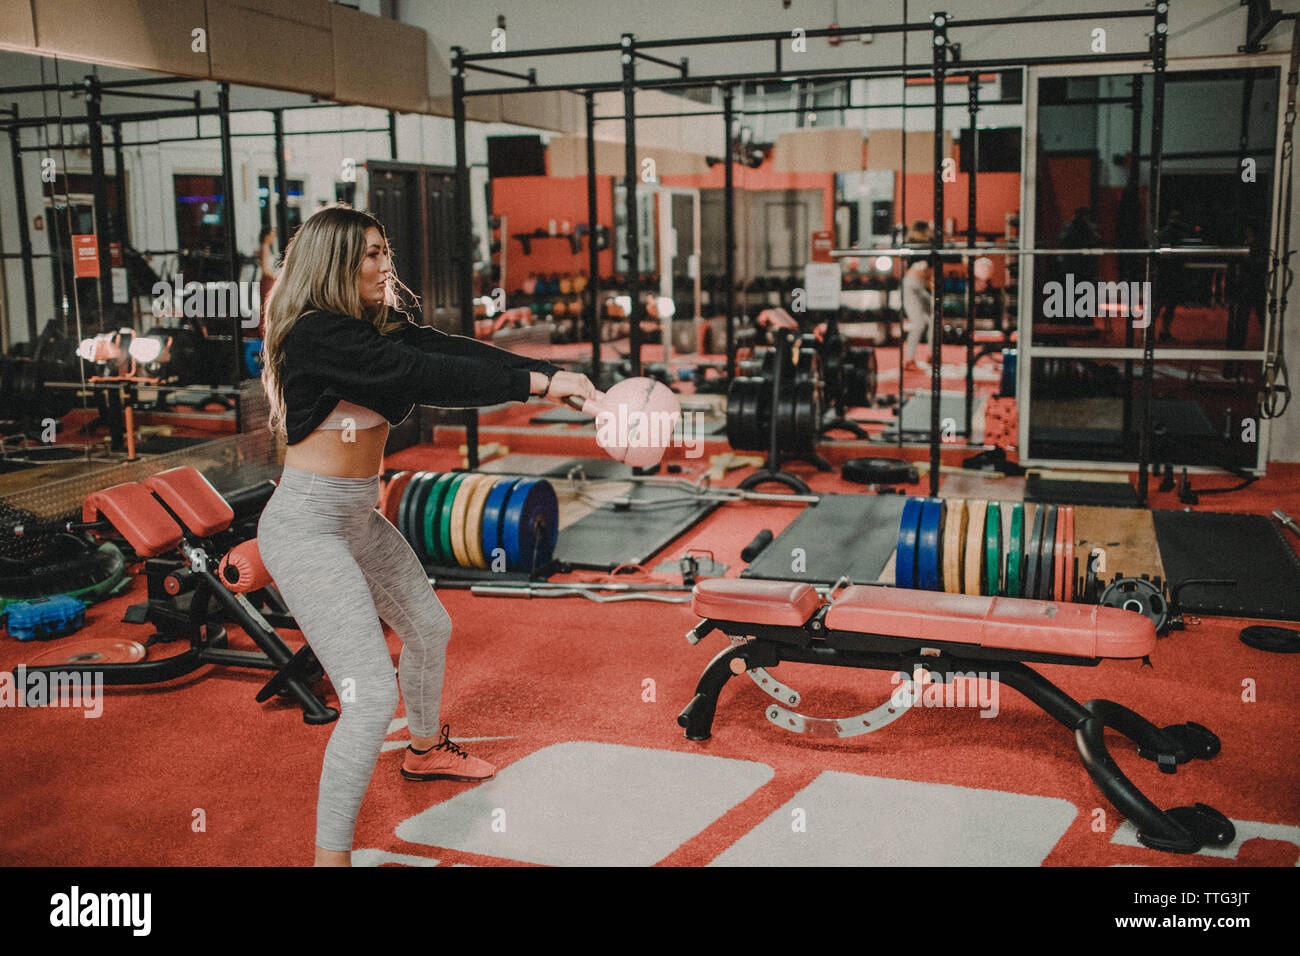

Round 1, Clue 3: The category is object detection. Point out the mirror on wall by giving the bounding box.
[1024,66,1278,469]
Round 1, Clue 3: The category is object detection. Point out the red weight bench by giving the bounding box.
[679,577,1234,855]
[23,466,335,724]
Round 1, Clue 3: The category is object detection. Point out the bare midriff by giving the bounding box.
[283,423,390,478]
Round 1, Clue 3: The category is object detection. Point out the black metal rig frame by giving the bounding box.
[0,72,400,433]
[450,4,1189,496]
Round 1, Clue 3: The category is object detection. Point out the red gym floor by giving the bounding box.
[2,342,1298,867]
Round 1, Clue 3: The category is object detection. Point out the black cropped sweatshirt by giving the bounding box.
[278,310,562,445]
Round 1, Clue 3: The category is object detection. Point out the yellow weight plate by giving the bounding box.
[449,474,485,567]
[942,498,967,593]
[964,498,987,596]
[464,476,499,569]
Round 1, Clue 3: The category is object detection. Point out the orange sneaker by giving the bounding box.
[400,724,496,782]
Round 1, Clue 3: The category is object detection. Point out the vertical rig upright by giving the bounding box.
[451,45,479,469]
[1137,1,1169,503]
[722,83,737,382]
[929,11,949,497]
[965,71,979,440]
[585,89,602,387]
[621,34,642,378]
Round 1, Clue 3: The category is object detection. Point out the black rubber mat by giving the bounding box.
[554,482,719,570]
[1152,510,1300,621]
[1026,476,1139,508]
[741,493,908,585]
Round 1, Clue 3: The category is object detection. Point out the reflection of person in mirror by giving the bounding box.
[257,226,279,338]
[1225,222,1268,376]
[1057,207,1099,286]
[902,222,934,373]
[1155,207,1192,342]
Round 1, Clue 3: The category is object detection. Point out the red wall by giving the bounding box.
[491,175,616,292]
[491,150,1022,287]
[894,171,1021,238]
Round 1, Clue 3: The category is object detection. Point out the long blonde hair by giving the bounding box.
[260,204,413,440]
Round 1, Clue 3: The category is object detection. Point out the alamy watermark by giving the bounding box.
[0,667,103,718]
[1043,273,1151,328]
[151,274,261,329]
[593,406,702,458]
[889,667,1000,718]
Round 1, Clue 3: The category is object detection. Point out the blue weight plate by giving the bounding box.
[896,496,926,590]
[501,478,559,572]
[480,477,520,571]
[917,498,946,591]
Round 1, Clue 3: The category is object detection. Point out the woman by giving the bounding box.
[258,204,595,866]
[256,226,279,338]
[901,222,935,373]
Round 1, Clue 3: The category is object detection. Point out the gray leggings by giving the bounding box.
[257,465,453,851]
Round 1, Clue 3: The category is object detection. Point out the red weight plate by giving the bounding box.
[381,471,414,526]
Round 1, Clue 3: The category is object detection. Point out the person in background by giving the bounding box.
[1057,207,1100,289]
[1155,206,1192,342]
[1225,221,1269,377]
[901,221,935,373]
[257,226,280,338]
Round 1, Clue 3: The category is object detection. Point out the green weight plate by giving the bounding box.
[423,473,455,564]
[1005,503,1024,597]
[437,473,469,564]
[984,500,1002,597]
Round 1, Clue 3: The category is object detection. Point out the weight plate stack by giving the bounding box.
[450,474,487,567]
[423,473,457,564]
[895,496,927,589]
[1005,503,1024,598]
[397,472,428,551]
[917,498,946,591]
[1052,506,1067,601]
[1062,506,1075,603]
[1023,504,1044,599]
[406,473,439,562]
[942,498,968,593]
[725,377,771,451]
[380,471,413,527]
[984,500,1003,598]
[842,457,917,486]
[1039,505,1058,600]
[1098,575,1170,633]
[437,473,469,562]
[464,477,500,569]
[481,478,520,569]
[819,333,848,406]
[963,499,988,596]
[501,478,560,572]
